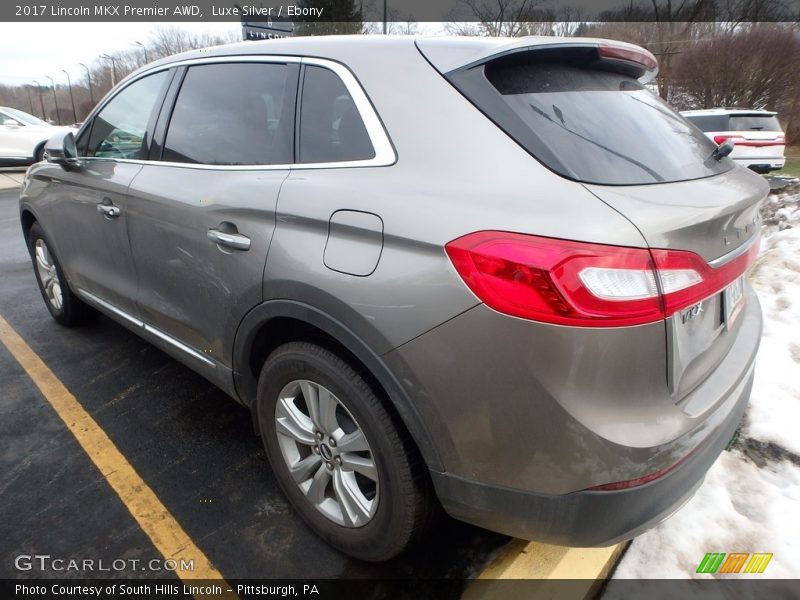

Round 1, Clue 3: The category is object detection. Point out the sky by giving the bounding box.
[0,21,447,87]
[0,22,241,86]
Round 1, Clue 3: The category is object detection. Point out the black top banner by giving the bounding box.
[2,0,799,22]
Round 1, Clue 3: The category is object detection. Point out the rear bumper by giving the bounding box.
[386,281,762,544]
[430,369,752,546]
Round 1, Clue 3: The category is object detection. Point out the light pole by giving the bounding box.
[24,86,36,115]
[79,62,95,107]
[45,75,60,124]
[133,41,149,65]
[383,0,387,34]
[100,53,117,86]
[32,80,46,120]
[62,69,78,124]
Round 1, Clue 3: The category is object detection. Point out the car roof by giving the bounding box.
[135,34,651,78]
[681,108,777,116]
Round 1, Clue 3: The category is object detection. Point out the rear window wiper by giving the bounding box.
[711,139,735,161]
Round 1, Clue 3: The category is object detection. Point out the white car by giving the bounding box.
[0,107,72,165]
[681,108,786,173]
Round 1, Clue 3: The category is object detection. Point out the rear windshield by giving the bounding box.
[729,114,781,132]
[684,114,729,132]
[448,56,733,185]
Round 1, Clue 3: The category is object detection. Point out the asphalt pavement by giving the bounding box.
[0,188,509,582]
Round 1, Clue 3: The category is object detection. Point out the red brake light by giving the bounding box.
[597,42,658,71]
[445,232,759,328]
[653,238,760,318]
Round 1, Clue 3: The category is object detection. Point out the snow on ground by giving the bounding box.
[611,180,800,582]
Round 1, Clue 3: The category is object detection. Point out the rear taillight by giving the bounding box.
[714,134,786,147]
[713,134,737,145]
[445,232,759,328]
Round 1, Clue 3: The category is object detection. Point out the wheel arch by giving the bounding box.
[233,299,443,472]
[20,206,38,246]
[33,140,46,162]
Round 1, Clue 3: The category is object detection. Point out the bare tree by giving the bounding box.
[147,26,237,58]
[446,0,548,37]
[294,0,365,36]
[671,24,800,143]
[0,25,239,123]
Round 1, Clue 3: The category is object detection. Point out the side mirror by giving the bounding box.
[45,130,79,170]
[2,118,22,128]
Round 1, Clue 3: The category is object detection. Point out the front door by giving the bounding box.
[48,70,172,317]
[126,61,298,368]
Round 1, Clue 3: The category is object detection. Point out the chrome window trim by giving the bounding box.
[78,54,396,171]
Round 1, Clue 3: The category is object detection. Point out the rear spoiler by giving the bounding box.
[416,36,659,83]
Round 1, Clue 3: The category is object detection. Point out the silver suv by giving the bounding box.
[20,36,766,561]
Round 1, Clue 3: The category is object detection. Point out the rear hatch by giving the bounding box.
[418,37,768,407]
[724,113,786,160]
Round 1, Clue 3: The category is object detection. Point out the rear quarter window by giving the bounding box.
[298,65,375,164]
[447,54,734,185]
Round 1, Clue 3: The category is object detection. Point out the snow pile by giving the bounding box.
[761,181,800,234]
[611,185,800,581]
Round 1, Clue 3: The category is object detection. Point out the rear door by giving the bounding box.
[125,59,298,373]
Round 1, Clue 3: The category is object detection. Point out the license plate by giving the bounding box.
[723,276,745,328]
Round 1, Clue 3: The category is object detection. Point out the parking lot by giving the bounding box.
[0,182,512,585]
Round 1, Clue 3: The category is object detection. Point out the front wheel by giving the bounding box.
[256,341,436,561]
[28,222,96,326]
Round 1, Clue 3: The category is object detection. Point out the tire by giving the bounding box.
[256,341,436,561]
[28,222,96,326]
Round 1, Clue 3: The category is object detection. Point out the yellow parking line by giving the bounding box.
[0,314,233,593]
[466,540,627,600]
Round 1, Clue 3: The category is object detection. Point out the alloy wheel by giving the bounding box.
[34,238,63,311]
[274,379,379,527]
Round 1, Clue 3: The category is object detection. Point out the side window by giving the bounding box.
[84,71,169,159]
[162,63,294,166]
[299,65,375,164]
[1,111,19,125]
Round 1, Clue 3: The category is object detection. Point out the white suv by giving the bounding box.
[682,108,786,173]
[0,107,68,165]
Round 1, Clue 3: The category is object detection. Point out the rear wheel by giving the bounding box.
[34,143,46,163]
[28,222,96,326]
[256,341,435,561]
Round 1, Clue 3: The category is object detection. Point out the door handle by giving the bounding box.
[207,228,251,251]
[97,203,120,218]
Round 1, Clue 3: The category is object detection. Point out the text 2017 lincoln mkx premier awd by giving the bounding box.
[20,35,765,561]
